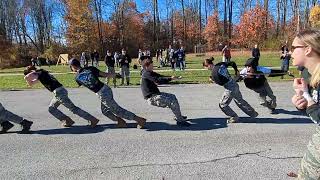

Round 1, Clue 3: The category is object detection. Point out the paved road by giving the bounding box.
[0,82,315,179]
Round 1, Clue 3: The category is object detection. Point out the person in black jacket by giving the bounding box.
[24,66,99,128]
[140,56,190,127]
[203,58,258,123]
[252,44,260,66]
[91,49,99,67]
[118,49,131,85]
[104,50,117,87]
[239,58,277,113]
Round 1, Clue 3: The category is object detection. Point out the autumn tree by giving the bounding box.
[64,0,96,55]
[310,5,320,28]
[233,6,274,48]
[92,0,104,55]
[170,8,200,50]
[203,12,222,50]
[109,1,146,56]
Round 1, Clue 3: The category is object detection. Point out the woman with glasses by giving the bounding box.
[288,29,320,179]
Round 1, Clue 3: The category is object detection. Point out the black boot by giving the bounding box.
[20,120,33,134]
[0,121,14,134]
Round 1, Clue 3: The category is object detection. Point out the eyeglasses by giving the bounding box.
[291,45,307,51]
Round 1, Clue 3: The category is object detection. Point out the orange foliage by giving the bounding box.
[233,6,274,48]
[64,0,97,54]
[104,1,146,53]
[172,8,200,47]
[310,5,320,28]
[203,12,222,50]
[172,11,184,41]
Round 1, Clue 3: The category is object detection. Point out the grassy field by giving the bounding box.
[0,51,300,90]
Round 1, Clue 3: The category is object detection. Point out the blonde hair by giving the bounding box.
[310,63,320,87]
[297,30,320,87]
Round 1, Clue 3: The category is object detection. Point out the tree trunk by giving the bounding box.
[224,0,228,37]
[304,0,310,28]
[156,0,160,47]
[94,0,103,54]
[205,0,208,24]
[264,0,269,39]
[228,0,233,40]
[282,0,287,35]
[276,0,280,37]
[199,0,202,44]
[20,15,28,46]
[153,0,156,49]
[214,0,218,13]
[181,0,187,43]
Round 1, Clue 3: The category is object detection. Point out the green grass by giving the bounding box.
[0,51,286,73]
[0,51,299,90]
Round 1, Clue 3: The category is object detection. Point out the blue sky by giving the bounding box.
[46,0,316,38]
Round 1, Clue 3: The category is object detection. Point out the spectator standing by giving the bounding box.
[114,52,119,67]
[169,48,176,71]
[252,44,261,66]
[280,44,294,79]
[175,47,185,70]
[118,49,132,85]
[104,50,117,88]
[92,49,99,67]
[222,45,231,63]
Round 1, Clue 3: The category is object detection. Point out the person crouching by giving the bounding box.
[140,56,190,127]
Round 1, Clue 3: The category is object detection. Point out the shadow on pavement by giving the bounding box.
[16,116,312,135]
[31,123,149,135]
[275,108,306,116]
[32,124,113,135]
[238,117,312,124]
[145,116,313,131]
[146,117,228,131]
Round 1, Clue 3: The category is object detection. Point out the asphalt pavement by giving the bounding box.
[0,82,315,179]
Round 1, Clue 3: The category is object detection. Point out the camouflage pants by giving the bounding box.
[251,81,277,109]
[120,66,130,85]
[98,85,137,121]
[219,80,258,118]
[48,87,98,122]
[147,92,184,121]
[298,126,320,180]
[0,103,24,124]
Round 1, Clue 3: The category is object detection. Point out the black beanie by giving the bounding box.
[245,58,256,67]
[69,58,81,67]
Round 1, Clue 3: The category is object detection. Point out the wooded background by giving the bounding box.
[0,0,319,68]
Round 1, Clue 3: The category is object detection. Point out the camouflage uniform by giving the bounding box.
[97,85,137,120]
[298,126,320,180]
[147,92,185,122]
[297,68,320,179]
[252,81,277,109]
[0,103,24,124]
[219,80,258,118]
[49,87,98,122]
